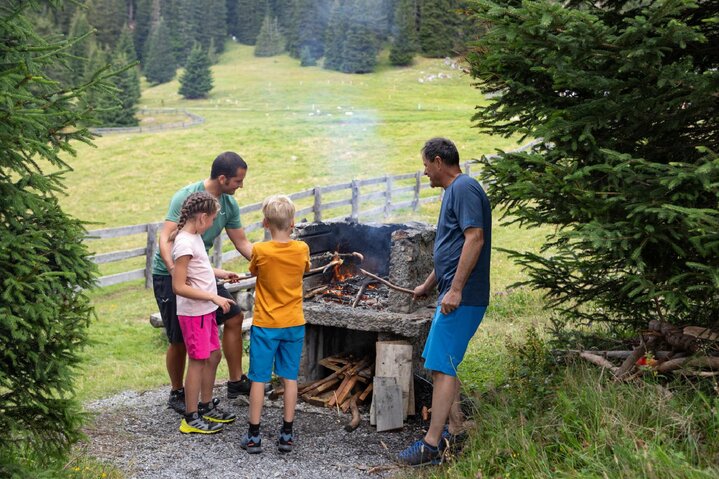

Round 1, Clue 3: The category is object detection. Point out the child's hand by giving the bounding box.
[212,294,236,313]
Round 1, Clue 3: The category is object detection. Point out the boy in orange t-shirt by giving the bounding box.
[240,195,310,454]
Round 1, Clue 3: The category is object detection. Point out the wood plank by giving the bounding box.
[319,182,352,194]
[97,269,145,287]
[373,376,403,432]
[375,341,414,418]
[86,223,154,239]
[90,247,146,264]
[356,176,387,187]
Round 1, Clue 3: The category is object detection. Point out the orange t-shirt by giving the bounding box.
[249,240,310,328]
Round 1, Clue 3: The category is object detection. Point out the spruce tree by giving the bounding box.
[235,0,267,45]
[201,0,228,53]
[66,9,96,85]
[179,43,214,99]
[116,23,138,63]
[389,0,417,66]
[0,1,113,475]
[85,0,127,47]
[418,0,456,57]
[322,0,347,71]
[470,0,719,329]
[133,0,153,61]
[94,50,141,127]
[288,0,330,60]
[143,17,176,85]
[254,14,285,57]
[339,0,379,73]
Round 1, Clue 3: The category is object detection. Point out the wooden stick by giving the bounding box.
[351,280,370,308]
[359,383,373,402]
[358,268,414,295]
[307,259,342,274]
[299,363,352,394]
[303,285,329,300]
[615,344,646,379]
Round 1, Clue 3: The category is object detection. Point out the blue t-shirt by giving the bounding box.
[434,174,491,307]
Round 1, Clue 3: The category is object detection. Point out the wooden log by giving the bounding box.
[615,345,646,379]
[335,375,360,406]
[299,363,352,395]
[359,383,373,402]
[327,375,353,408]
[556,349,674,360]
[305,378,340,396]
[579,352,619,373]
[268,386,285,400]
[655,355,719,374]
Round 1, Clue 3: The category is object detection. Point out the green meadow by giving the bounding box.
[63,44,719,477]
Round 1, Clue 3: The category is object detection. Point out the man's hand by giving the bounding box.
[413,283,429,300]
[440,288,461,315]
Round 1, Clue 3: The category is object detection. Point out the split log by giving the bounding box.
[303,285,329,300]
[682,326,719,342]
[655,355,719,374]
[359,383,373,402]
[268,386,285,400]
[299,363,352,395]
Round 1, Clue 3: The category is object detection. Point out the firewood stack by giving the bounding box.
[300,354,374,408]
[572,320,719,380]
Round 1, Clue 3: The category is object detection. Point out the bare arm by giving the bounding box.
[441,227,484,314]
[227,227,253,261]
[413,269,437,300]
[172,255,235,313]
[158,220,179,273]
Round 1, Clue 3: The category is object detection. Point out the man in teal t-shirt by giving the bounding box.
[152,151,254,414]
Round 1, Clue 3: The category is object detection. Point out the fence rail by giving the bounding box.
[85,141,539,288]
[90,109,205,135]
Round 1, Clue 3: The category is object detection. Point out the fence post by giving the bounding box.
[384,175,392,218]
[413,171,421,211]
[313,186,322,222]
[351,179,360,222]
[145,223,159,289]
[212,235,223,268]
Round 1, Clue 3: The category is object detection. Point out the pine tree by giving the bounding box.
[1,2,113,475]
[470,0,719,329]
[254,14,285,57]
[179,43,214,99]
[143,16,176,84]
[418,0,457,57]
[300,45,316,66]
[322,0,347,71]
[339,0,379,73]
[201,0,228,53]
[288,0,330,60]
[85,0,128,47]
[133,0,153,61]
[66,9,96,85]
[389,0,417,66]
[116,23,138,64]
[235,0,267,45]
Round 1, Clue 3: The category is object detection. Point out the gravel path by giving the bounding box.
[83,386,423,479]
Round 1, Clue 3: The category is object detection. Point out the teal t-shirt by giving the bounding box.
[151,181,242,276]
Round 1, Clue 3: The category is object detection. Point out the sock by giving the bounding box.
[249,422,260,437]
[198,401,210,411]
[184,411,198,420]
[423,438,439,450]
[282,420,293,434]
[171,387,184,395]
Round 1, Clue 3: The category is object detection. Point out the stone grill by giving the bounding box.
[295,221,437,382]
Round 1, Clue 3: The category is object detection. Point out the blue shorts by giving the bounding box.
[422,305,486,377]
[248,325,305,383]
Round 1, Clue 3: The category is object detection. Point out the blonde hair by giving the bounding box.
[169,191,220,241]
[262,194,295,231]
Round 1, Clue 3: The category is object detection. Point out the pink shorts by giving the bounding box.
[178,311,220,360]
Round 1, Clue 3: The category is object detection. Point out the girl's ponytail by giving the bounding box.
[169,191,220,241]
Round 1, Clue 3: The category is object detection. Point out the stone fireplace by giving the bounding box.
[295,221,437,384]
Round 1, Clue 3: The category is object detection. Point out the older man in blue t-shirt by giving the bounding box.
[399,137,491,466]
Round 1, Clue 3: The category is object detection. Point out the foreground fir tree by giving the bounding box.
[179,43,214,99]
[470,0,719,329]
[0,1,115,475]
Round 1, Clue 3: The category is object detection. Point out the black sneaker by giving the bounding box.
[240,432,262,454]
[277,428,294,453]
[226,375,251,399]
[168,388,186,415]
[179,412,223,434]
[199,398,236,424]
[227,375,272,398]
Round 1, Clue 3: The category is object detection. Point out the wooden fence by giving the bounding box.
[85,141,538,289]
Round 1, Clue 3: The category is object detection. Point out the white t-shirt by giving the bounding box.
[172,231,217,316]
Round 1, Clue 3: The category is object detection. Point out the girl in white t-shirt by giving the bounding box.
[170,192,239,434]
